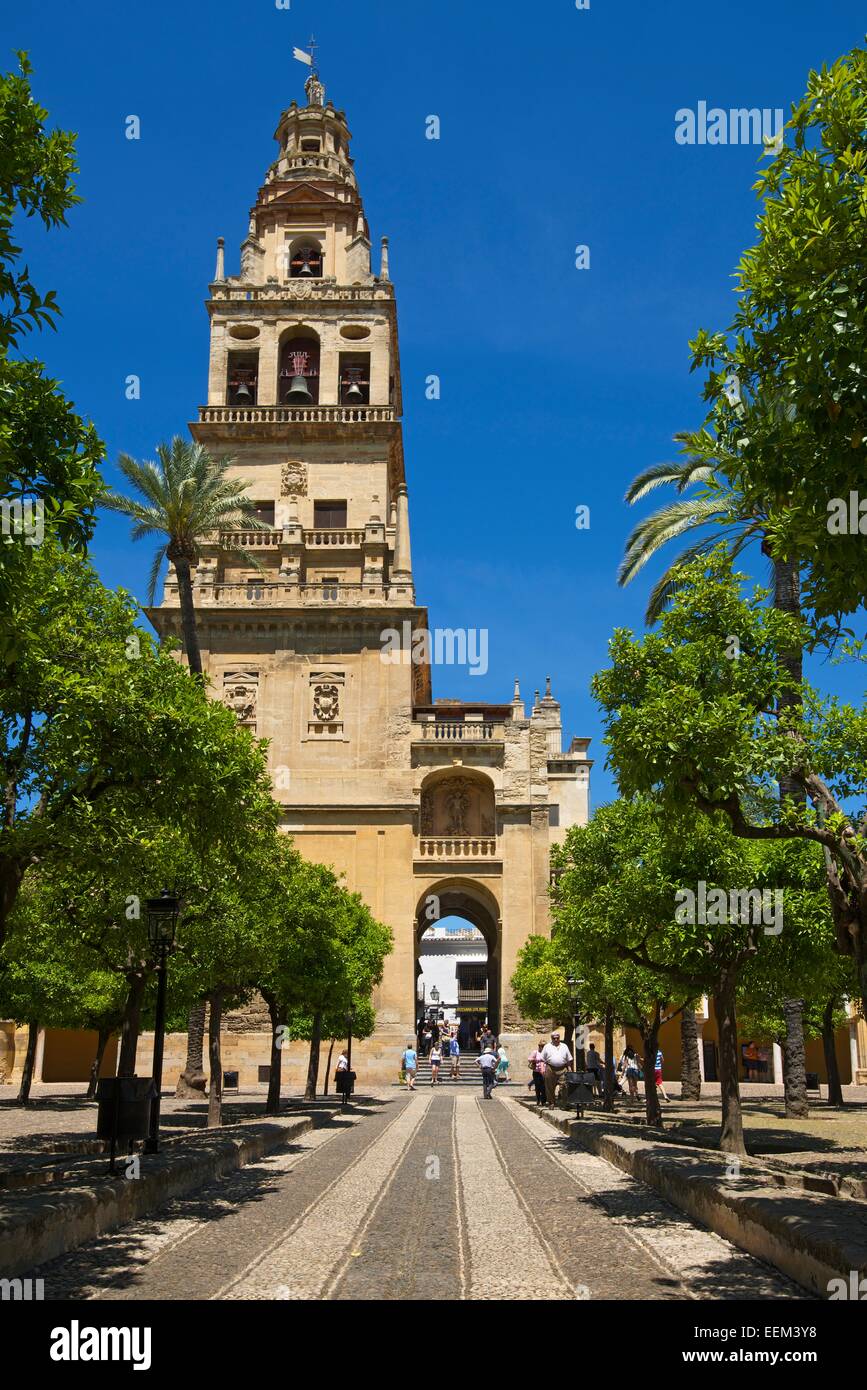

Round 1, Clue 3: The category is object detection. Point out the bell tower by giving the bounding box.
[148,65,592,1085]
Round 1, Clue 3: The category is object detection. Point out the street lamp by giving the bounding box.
[567,974,586,1070]
[430,985,440,1009]
[144,889,180,1153]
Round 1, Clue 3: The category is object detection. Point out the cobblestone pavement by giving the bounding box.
[26,1092,805,1301]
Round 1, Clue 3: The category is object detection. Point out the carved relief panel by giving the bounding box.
[223,669,259,732]
[419,775,496,837]
[307,669,345,739]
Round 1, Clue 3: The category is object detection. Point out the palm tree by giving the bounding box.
[102,436,268,676]
[617,429,768,625]
[103,436,269,1094]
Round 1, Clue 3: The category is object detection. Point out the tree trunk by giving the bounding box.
[821,998,844,1106]
[0,856,26,953]
[173,555,203,676]
[783,997,809,1118]
[304,1012,322,1102]
[117,972,146,1078]
[323,1038,335,1098]
[641,1014,663,1129]
[713,974,746,1154]
[680,1004,702,1101]
[176,1001,207,1097]
[86,1027,111,1100]
[602,1005,616,1112]
[772,556,804,805]
[207,991,223,1129]
[16,1020,39,1106]
[263,991,284,1116]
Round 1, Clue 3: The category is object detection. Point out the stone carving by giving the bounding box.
[281,460,307,496]
[223,669,259,727]
[445,777,471,835]
[420,789,434,835]
[312,683,340,723]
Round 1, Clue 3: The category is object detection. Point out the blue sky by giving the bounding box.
[5,0,865,806]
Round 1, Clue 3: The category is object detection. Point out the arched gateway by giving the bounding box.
[138,69,593,1087]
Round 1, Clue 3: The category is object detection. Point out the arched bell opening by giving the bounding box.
[278,328,320,405]
[227,349,258,406]
[286,238,323,279]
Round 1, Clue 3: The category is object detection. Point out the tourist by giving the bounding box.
[450,1035,461,1079]
[655,1047,670,1103]
[495,1043,510,1082]
[429,1041,442,1085]
[422,1025,432,1057]
[441,1033,452,1066]
[586,1042,603,1096]
[619,1044,640,1101]
[528,1040,547,1105]
[477,1046,498,1099]
[541,1031,573,1107]
[744,1040,760,1083]
[403,1040,418,1091]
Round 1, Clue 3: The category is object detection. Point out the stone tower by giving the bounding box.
[148,70,592,1084]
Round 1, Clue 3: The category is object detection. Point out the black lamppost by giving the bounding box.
[144,890,180,1153]
[430,985,440,1015]
[567,974,586,1071]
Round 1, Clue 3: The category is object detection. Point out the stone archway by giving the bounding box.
[414,879,502,1036]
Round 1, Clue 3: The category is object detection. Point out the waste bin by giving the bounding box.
[563,1071,596,1115]
[96,1077,153,1142]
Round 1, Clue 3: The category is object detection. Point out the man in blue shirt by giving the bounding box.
[402,1042,418,1091]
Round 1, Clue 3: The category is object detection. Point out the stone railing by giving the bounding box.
[303,528,366,547]
[198,404,395,425]
[161,581,389,606]
[414,721,498,742]
[417,837,498,859]
[282,153,345,176]
[210,283,393,303]
[219,530,282,548]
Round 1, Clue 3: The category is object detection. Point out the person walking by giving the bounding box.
[586,1043,603,1097]
[541,1031,573,1107]
[495,1043,511,1083]
[477,1046,498,1099]
[402,1040,418,1091]
[654,1047,670,1103]
[450,1035,461,1080]
[528,1040,547,1105]
[429,1042,442,1085]
[619,1044,640,1101]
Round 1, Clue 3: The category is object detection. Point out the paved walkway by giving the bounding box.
[25,1092,805,1301]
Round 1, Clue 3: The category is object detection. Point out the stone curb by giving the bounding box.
[523,1101,867,1298]
[0,1116,312,1280]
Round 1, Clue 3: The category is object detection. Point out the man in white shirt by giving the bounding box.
[477,1046,498,1099]
[541,1032,573,1107]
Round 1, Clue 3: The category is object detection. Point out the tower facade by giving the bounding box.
[148,72,592,1083]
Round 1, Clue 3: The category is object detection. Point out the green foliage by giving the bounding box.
[0,543,276,947]
[0,55,104,661]
[0,52,79,349]
[688,43,867,622]
[510,935,573,1030]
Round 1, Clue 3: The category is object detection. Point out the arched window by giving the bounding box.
[289,242,323,278]
[279,333,320,404]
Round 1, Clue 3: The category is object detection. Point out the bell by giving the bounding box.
[344,380,364,402]
[299,260,314,276]
[234,380,252,402]
[284,375,313,404]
